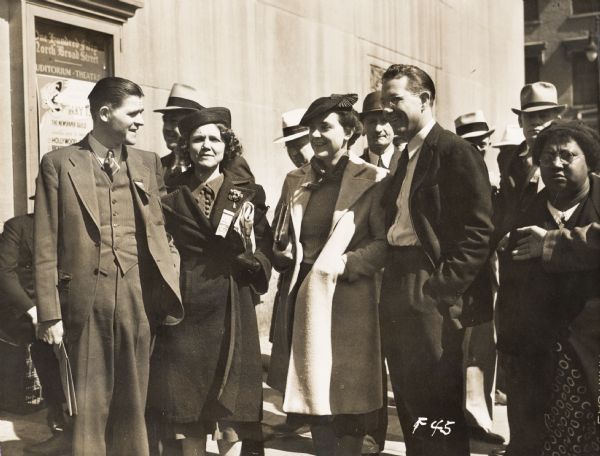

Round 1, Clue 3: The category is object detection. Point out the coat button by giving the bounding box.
[93,268,99,275]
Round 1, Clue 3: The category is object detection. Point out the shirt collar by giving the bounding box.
[88,132,122,161]
[205,169,224,195]
[368,142,396,168]
[406,118,436,159]
[546,200,580,227]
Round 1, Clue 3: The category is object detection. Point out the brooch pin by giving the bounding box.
[228,189,244,208]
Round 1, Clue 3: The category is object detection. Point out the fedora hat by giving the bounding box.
[273,109,309,143]
[511,82,566,115]
[154,83,204,113]
[359,91,384,120]
[492,124,525,148]
[454,110,495,139]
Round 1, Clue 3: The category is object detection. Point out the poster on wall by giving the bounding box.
[35,19,112,157]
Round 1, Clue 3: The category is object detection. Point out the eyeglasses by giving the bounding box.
[539,151,582,167]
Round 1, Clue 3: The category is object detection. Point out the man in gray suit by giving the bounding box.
[35,76,183,456]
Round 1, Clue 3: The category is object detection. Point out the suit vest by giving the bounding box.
[92,156,144,274]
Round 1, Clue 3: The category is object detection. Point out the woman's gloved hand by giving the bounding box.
[233,251,261,274]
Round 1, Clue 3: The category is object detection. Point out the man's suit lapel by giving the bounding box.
[67,138,100,232]
[409,123,440,199]
[126,147,152,227]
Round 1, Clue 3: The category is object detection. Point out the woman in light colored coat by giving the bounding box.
[267,93,388,456]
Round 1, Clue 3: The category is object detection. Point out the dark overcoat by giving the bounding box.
[0,214,35,342]
[497,174,600,356]
[148,170,272,423]
[382,123,495,328]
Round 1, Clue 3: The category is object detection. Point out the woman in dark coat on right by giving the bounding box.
[497,120,600,456]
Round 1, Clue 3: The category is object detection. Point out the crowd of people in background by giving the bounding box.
[0,63,598,456]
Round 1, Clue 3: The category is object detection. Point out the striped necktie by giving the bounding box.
[103,149,120,178]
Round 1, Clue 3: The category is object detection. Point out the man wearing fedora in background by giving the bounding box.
[155,83,255,188]
[454,110,495,157]
[492,82,566,456]
[359,91,402,173]
[454,111,505,446]
[273,108,313,168]
[154,83,205,186]
[494,82,566,241]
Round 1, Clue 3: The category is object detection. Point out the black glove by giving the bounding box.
[233,251,261,274]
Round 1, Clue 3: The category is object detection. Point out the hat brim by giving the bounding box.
[461,128,495,140]
[492,141,521,148]
[359,108,384,120]
[511,104,567,115]
[154,106,199,114]
[273,130,309,143]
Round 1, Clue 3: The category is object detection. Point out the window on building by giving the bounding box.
[525,56,540,83]
[572,52,599,106]
[524,0,539,22]
[572,0,600,15]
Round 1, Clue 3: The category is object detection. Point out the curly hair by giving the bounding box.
[532,120,600,172]
[178,123,243,168]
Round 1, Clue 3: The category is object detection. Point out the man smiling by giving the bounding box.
[35,76,183,456]
[379,64,494,456]
[359,91,401,173]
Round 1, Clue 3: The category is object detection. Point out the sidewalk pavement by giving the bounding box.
[0,339,509,456]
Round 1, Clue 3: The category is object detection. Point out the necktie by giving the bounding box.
[377,156,385,168]
[384,145,409,225]
[103,149,120,179]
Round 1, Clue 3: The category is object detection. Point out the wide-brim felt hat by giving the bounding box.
[300,93,359,127]
[359,91,384,120]
[454,110,495,139]
[511,81,567,115]
[154,83,204,113]
[178,107,231,139]
[274,108,309,143]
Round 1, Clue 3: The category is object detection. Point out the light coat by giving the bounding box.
[268,154,387,415]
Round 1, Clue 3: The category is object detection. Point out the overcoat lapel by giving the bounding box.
[67,140,100,232]
[409,124,438,199]
[330,158,379,234]
[288,167,313,243]
[209,175,255,230]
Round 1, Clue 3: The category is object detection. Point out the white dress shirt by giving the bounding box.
[368,143,396,169]
[387,119,436,246]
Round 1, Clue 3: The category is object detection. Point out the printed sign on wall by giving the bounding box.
[35,19,113,157]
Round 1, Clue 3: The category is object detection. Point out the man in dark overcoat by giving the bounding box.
[494,82,565,240]
[379,64,494,456]
[34,76,183,456]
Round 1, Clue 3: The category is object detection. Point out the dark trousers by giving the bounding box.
[380,247,469,456]
[69,262,151,456]
[504,353,553,456]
